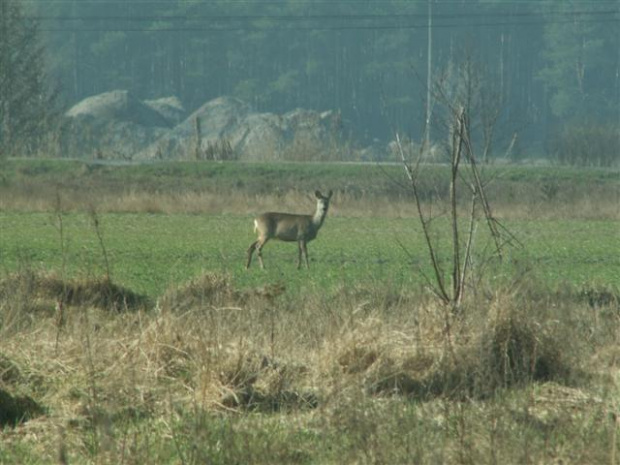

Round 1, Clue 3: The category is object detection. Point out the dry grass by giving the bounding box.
[1,160,617,461]
[0,270,148,320]
[1,269,618,462]
[1,160,619,220]
[1,184,618,220]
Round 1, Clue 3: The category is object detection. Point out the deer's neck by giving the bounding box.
[311,202,328,230]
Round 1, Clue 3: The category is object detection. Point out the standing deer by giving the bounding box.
[246,190,333,270]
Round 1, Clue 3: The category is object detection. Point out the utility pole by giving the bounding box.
[424,0,432,150]
[72,0,79,98]
[1,0,12,149]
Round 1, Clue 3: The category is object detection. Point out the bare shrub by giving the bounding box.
[550,122,620,167]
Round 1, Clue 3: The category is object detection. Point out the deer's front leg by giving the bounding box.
[301,240,310,269]
[297,241,303,270]
[256,240,267,269]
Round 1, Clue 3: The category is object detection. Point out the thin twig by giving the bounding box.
[397,133,450,303]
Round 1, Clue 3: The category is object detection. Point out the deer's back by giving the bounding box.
[255,212,314,242]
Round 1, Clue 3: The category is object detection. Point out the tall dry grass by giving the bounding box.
[1,182,618,220]
[1,268,618,462]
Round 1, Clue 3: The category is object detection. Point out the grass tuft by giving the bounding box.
[159,272,245,312]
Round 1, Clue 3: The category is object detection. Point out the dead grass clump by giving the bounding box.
[60,277,148,312]
[437,313,572,401]
[0,270,149,315]
[485,315,567,384]
[578,285,619,309]
[159,272,245,312]
[216,347,316,412]
[0,353,23,385]
[136,293,313,412]
[0,388,45,427]
[325,297,582,402]
[335,324,382,375]
[327,318,443,398]
[421,306,578,401]
[364,351,438,398]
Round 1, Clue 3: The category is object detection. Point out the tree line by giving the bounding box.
[1,0,618,161]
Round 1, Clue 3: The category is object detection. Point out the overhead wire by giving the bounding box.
[27,10,619,21]
[19,0,620,4]
[21,1,618,33]
[32,9,619,32]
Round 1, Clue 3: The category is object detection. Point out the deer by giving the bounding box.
[246,190,333,270]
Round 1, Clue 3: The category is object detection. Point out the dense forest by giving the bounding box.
[2,0,619,159]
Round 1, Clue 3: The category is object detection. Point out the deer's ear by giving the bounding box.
[315,190,322,198]
[327,190,333,199]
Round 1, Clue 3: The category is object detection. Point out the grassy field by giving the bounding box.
[0,159,619,464]
[1,212,618,298]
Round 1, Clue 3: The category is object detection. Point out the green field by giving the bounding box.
[1,159,619,464]
[1,212,618,299]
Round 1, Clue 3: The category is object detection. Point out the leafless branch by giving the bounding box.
[396,133,450,303]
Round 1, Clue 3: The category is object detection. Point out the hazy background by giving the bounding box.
[5,0,620,159]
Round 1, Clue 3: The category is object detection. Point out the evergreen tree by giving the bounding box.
[0,0,57,156]
[537,0,619,120]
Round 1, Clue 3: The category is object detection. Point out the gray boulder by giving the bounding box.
[144,96,187,126]
[139,96,344,161]
[63,90,172,159]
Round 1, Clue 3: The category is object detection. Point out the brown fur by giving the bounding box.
[246,190,333,269]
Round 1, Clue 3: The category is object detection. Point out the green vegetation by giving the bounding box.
[0,0,59,157]
[21,1,620,161]
[3,158,619,190]
[0,159,618,464]
[1,212,618,298]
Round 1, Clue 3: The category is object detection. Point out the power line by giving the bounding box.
[37,17,620,33]
[29,10,619,21]
[20,0,620,3]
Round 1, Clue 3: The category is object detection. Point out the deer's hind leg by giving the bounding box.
[246,240,259,269]
[247,238,268,269]
[256,238,268,269]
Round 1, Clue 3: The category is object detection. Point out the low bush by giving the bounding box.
[549,122,620,167]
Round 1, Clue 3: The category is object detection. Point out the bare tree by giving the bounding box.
[399,54,521,309]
